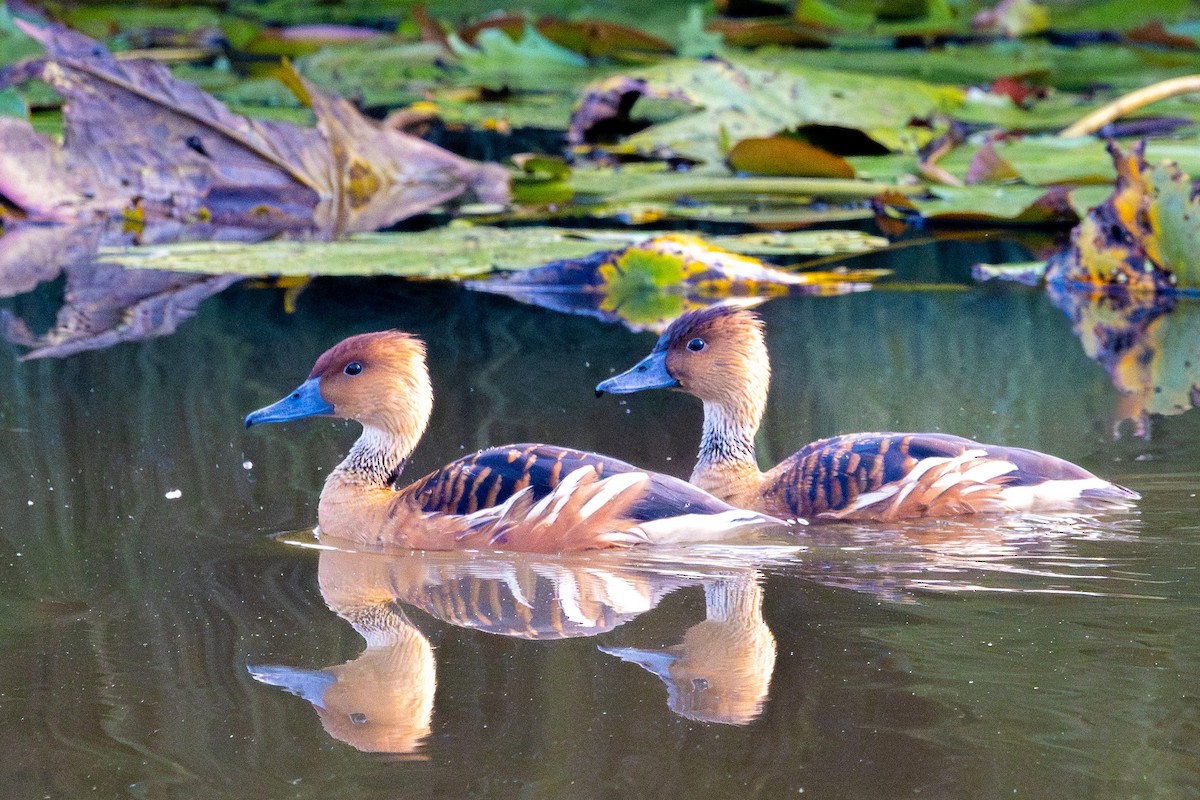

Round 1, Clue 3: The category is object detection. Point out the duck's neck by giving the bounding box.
[318,423,424,542]
[704,575,764,624]
[331,425,416,489]
[691,396,767,506]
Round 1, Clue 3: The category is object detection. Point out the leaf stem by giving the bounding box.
[1059,75,1200,138]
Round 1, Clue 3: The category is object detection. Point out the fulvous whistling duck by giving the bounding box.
[244,330,775,551]
[596,306,1139,521]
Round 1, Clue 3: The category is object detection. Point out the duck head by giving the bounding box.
[596,305,770,411]
[244,331,434,441]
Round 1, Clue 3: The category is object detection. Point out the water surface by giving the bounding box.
[1,241,1198,799]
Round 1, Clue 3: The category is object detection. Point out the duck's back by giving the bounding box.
[407,443,738,522]
[762,432,1138,520]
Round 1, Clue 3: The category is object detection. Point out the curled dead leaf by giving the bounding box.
[1046,141,1200,292]
[1,22,508,237]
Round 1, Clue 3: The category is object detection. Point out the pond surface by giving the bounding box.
[1,238,1198,799]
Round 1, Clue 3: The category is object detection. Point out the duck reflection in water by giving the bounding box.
[249,537,796,753]
[249,594,435,756]
[601,571,774,725]
[1047,284,1200,438]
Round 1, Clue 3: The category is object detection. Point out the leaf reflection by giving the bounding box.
[3,259,241,360]
[466,234,882,332]
[1046,284,1200,438]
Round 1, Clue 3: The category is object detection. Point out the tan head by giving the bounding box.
[245,330,434,443]
[596,305,770,417]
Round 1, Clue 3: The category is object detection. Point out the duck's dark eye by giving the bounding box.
[687,338,705,352]
[344,361,363,376]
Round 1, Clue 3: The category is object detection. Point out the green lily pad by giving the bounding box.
[52,4,222,41]
[99,225,890,278]
[938,136,1200,188]
[780,41,1200,94]
[0,86,26,119]
[449,25,591,90]
[893,184,1112,224]
[1050,0,1188,32]
[570,57,966,164]
[0,4,39,65]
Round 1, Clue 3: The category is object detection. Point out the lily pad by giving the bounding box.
[99,225,890,278]
[877,184,1111,226]
[569,57,965,163]
[0,3,40,65]
[449,25,591,89]
[781,41,1200,94]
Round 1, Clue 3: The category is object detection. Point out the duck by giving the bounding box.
[595,306,1139,521]
[244,330,775,551]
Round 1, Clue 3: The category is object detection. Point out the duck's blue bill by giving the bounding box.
[595,351,678,396]
[244,378,334,427]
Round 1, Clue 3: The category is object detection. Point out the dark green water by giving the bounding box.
[0,241,1198,799]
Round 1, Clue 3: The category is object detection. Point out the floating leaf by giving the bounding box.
[99,226,888,278]
[876,184,1110,226]
[52,4,222,41]
[1125,21,1198,50]
[0,85,25,119]
[448,25,590,89]
[775,41,1200,95]
[937,136,1200,188]
[727,136,855,178]
[964,140,1019,184]
[569,58,964,163]
[676,6,725,57]
[0,3,40,66]
[792,0,874,32]
[1046,141,1200,291]
[1050,0,1187,33]
[102,227,603,278]
[289,41,445,108]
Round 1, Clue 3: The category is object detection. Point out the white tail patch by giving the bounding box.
[635,509,778,545]
[994,477,1137,511]
[821,451,1134,521]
